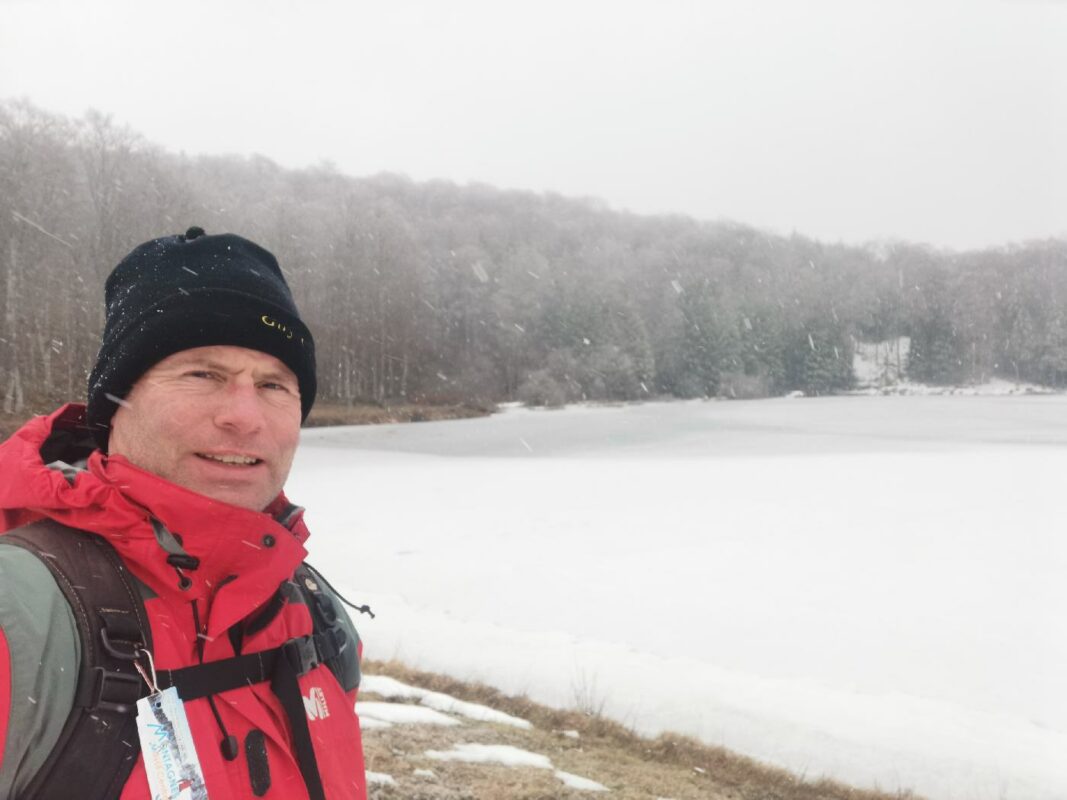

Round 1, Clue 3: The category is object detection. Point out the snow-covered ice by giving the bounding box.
[291,396,1067,800]
[362,674,531,728]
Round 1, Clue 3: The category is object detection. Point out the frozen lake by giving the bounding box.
[288,396,1067,800]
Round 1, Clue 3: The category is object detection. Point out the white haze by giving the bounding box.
[289,397,1067,800]
[1,0,1065,249]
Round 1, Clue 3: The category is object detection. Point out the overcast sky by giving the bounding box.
[1,0,1064,250]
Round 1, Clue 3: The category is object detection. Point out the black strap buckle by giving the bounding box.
[313,627,347,663]
[90,668,143,714]
[100,627,142,661]
[312,592,338,626]
[281,636,319,676]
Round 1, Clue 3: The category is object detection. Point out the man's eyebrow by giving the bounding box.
[168,357,296,383]
[258,369,298,384]
[172,358,236,373]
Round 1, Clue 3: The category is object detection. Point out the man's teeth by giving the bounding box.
[199,454,260,465]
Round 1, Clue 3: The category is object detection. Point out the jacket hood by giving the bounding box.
[0,404,311,638]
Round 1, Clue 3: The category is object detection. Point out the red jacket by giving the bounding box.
[0,405,367,799]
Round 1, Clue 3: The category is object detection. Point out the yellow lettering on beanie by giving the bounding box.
[261,315,295,341]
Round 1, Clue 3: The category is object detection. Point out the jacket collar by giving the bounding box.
[0,404,310,637]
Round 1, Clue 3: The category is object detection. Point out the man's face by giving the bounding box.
[108,345,303,511]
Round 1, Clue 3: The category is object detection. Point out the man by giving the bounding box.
[0,228,366,799]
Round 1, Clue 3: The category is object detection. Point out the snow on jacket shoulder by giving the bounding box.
[0,405,367,799]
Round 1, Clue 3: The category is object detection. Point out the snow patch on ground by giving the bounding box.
[425,743,553,769]
[357,701,461,727]
[365,771,396,786]
[362,673,610,791]
[357,714,392,730]
[555,769,610,791]
[425,744,608,792]
[362,674,531,729]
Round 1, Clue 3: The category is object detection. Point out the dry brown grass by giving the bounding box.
[304,401,493,427]
[0,415,23,441]
[361,659,922,800]
[0,398,61,441]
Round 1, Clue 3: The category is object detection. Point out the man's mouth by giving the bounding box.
[196,453,263,466]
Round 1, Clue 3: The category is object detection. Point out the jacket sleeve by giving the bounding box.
[0,545,81,797]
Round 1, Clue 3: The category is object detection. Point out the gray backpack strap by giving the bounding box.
[294,562,362,693]
[1,520,152,800]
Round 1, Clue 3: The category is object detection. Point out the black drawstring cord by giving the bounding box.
[304,562,375,618]
[191,600,239,761]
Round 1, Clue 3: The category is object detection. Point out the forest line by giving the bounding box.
[2,99,1065,417]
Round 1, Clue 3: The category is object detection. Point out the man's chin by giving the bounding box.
[179,461,278,511]
[212,492,272,512]
[183,479,275,513]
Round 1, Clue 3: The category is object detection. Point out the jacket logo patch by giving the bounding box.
[303,687,330,721]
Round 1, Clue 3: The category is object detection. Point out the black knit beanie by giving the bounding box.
[87,227,316,449]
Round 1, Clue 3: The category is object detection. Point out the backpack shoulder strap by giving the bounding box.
[0,519,151,800]
[294,562,362,692]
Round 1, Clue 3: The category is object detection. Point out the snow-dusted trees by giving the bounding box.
[1,99,1066,425]
[0,104,195,416]
[0,102,80,413]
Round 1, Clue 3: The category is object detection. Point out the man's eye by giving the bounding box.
[186,370,217,380]
[262,382,292,392]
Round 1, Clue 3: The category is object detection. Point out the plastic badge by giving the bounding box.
[135,686,210,800]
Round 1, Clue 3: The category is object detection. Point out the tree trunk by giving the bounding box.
[4,237,22,413]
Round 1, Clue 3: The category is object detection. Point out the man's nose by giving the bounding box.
[213,381,266,434]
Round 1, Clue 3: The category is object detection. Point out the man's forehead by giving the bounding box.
[156,346,297,378]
